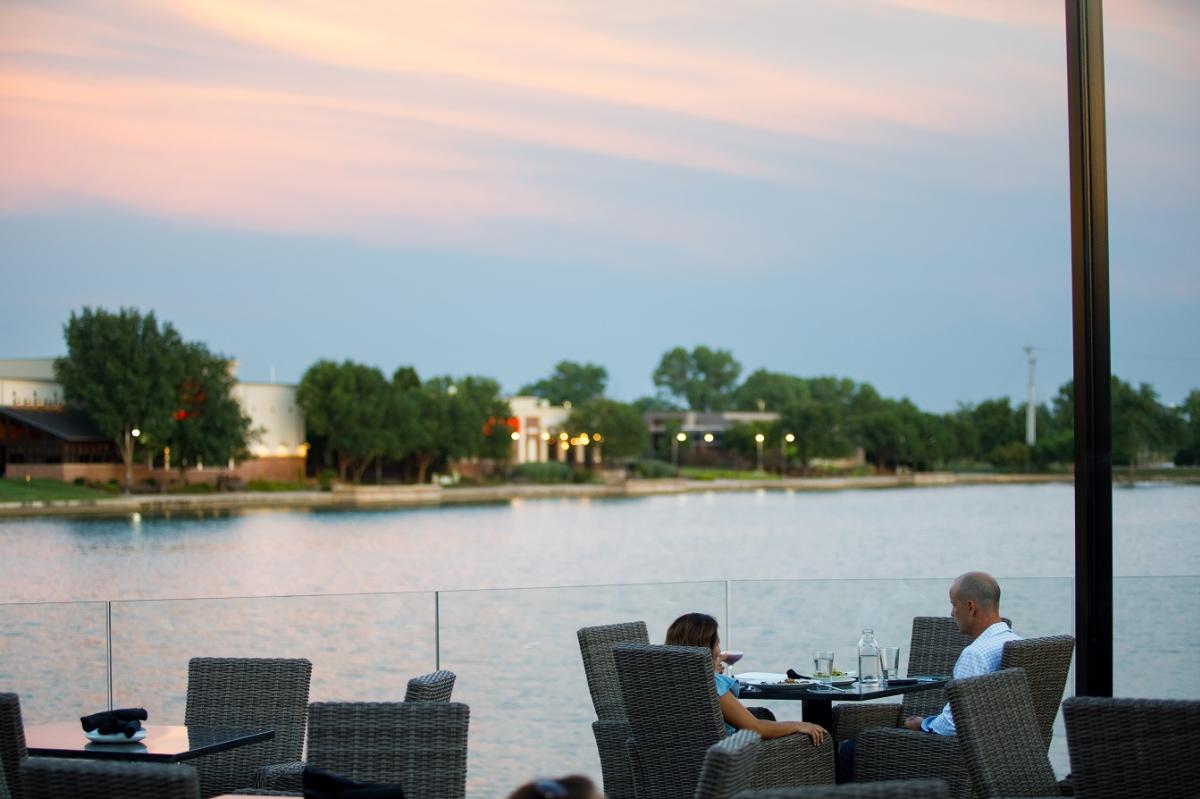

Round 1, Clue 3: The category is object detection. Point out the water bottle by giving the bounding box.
[857,628,880,684]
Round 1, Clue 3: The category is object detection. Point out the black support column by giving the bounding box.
[1065,0,1113,698]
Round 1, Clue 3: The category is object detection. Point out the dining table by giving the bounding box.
[24,722,274,763]
[736,675,951,730]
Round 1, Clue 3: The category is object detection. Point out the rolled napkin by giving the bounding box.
[81,707,148,737]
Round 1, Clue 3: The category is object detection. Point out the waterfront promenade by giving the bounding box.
[0,472,1084,518]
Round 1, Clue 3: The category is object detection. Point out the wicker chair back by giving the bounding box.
[947,668,1059,799]
[21,758,201,799]
[185,657,312,796]
[693,729,760,799]
[998,635,1075,751]
[306,701,469,799]
[1063,695,1200,799]
[0,693,26,799]
[403,670,456,703]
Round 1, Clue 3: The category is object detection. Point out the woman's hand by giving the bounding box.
[795,721,826,746]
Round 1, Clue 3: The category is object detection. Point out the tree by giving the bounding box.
[55,307,185,491]
[164,342,255,478]
[1175,390,1200,465]
[296,360,394,483]
[566,398,649,460]
[520,361,608,406]
[732,370,811,412]
[406,375,514,483]
[652,346,741,411]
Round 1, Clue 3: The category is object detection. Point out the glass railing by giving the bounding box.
[2,576,1197,797]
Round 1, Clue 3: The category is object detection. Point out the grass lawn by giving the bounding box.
[0,478,115,502]
[679,467,778,481]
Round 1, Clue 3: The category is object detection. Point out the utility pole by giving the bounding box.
[1025,346,1037,445]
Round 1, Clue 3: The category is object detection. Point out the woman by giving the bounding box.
[665,612,826,746]
[507,775,601,799]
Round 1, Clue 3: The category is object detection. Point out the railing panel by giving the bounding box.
[0,601,109,723]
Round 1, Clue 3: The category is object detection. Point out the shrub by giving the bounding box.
[245,479,310,492]
[511,462,572,484]
[629,459,679,479]
[73,477,86,486]
[317,469,337,491]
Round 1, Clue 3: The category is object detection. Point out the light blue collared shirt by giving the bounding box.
[715,673,741,736]
[922,621,1020,736]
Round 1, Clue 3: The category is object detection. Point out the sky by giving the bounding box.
[1,0,1197,412]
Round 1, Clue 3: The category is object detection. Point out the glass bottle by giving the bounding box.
[857,628,880,684]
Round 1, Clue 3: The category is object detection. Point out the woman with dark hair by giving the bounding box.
[507,774,601,799]
[665,612,826,745]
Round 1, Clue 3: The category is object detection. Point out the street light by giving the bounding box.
[672,431,686,467]
[782,432,795,475]
[754,432,765,472]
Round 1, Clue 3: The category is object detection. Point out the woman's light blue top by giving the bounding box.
[714,673,740,736]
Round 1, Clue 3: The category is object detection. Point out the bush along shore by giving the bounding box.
[5,470,1198,518]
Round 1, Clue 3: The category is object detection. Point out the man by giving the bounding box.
[836,570,1018,781]
[903,570,1019,735]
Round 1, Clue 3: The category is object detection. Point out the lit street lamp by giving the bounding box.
[754,432,765,472]
[672,431,686,467]
[782,432,795,475]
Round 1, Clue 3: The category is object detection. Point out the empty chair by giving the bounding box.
[694,730,761,799]
[577,621,650,799]
[21,758,201,799]
[1063,695,1200,799]
[737,779,949,798]
[614,643,833,799]
[256,701,469,799]
[403,669,456,703]
[186,657,312,796]
[947,668,1060,799]
[855,635,1072,799]
[0,693,26,799]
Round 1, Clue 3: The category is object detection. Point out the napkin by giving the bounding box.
[80,707,148,737]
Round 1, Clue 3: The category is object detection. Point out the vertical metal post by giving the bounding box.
[724,580,732,650]
[1065,0,1113,698]
[106,601,114,711]
[434,591,441,671]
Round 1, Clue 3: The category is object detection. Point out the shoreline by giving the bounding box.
[0,470,1174,519]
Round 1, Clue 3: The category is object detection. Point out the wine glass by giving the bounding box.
[721,650,744,678]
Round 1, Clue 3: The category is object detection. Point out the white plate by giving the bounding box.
[85,728,147,744]
[735,672,789,685]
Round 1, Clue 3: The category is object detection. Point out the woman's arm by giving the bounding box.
[718,692,826,745]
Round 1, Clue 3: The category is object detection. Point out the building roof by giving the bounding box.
[0,407,109,442]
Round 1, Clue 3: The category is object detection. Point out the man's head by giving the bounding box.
[949,571,1002,638]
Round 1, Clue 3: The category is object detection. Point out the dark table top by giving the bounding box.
[738,676,950,702]
[25,723,274,763]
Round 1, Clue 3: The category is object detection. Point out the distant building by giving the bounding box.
[0,358,305,482]
[643,409,779,450]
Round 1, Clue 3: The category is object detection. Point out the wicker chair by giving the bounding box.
[738,779,950,798]
[614,643,834,799]
[403,669,456,703]
[854,635,1073,799]
[833,617,1011,744]
[694,729,761,799]
[253,701,469,798]
[21,757,202,799]
[947,669,1061,798]
[577,621,649,799]
[185,657,312,797]
[1062,695,1200,798]
[0,693,26,799]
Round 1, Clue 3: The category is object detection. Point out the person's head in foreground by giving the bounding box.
[507,775,601,799]
[949,571,1003,638]
[664,611,722,672]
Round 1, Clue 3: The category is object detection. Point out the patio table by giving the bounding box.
[24,722,274,763]
[737,677,950,730]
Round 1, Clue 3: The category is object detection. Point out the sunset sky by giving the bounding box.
[2,0,1196,410]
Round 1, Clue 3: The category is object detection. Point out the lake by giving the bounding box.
[1,482,1197,795]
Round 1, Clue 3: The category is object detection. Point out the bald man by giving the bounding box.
[903,570,1020,735]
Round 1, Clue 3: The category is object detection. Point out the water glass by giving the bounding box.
[877,646,900,686]
[813,650,835,682]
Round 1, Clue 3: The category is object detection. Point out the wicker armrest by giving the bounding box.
[253,761,305,792]
[751,731,835,789]
[855,727,968,798]
[831,703,902,744]
[231,791,300,796]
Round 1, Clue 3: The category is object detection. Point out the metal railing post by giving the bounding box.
[724,580,732,650]
[434,591,441,671]
[106,601,114,711]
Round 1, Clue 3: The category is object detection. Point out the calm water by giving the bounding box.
[1,483,1198,795]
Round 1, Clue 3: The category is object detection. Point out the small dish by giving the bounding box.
[85,728,147,744]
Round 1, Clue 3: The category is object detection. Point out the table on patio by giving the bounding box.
[25,723,274,763]
[737,676,950,730]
